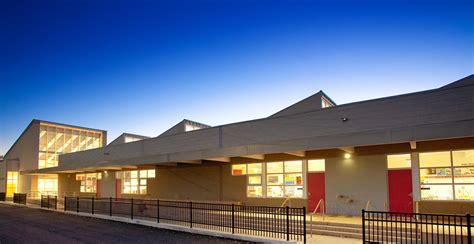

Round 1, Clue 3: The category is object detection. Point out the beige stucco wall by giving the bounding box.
[99,171,116,198]
[325,154,388,215]
[3,121,40,194]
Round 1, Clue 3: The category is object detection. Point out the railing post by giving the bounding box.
[55,196,57,210]
[286,206,290,241]
[109,197,112,216]
[303,207,306,244]
[157,199,160,223]
[47,195,50,209]
[64,196,67,211]
[131,198,134,219]
[362,209,366,243]
[467,214,472,244]
[190,201,193,228]
[92,197,95,215]
[231,204,235,234]
[76,197,79,213]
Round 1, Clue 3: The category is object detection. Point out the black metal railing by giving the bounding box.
[13,193,27,205]
[40,195,57,209]
[64,197,306,242]
[363,209,473,243]
[0,192,5,201]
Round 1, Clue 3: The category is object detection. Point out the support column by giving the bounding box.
[411,152,421,210]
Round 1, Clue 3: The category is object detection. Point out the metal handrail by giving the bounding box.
[309,199,325,237]
[276,197,291,213]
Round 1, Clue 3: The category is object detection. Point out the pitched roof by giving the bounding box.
[157,119,211,137]
[108,133,150,146]
[440,74,474,89]
[269,90,336,117]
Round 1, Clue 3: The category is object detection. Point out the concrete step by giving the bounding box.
[308,220,362,229]
[309,229,363,239]
[309,224,362,234]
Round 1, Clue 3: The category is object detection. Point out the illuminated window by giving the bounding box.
[38,124,103,169]
[185,124,203,132]
[248,175,261,185]
[116,169,155,194]
[231,164,247,175]
[247,186,263,198]
[266,160,303,198]
[420,150,474,200]
[234,161,305,198]
[247,163,262,174]
[6,172,18,197]
[453,150,474,167]
[420,152,450,168]
[38,175,58,195]
[247,163,263,198]
[267,162,283,173]
[308,159,325,172]
[321,97,333,108]
[285,161,302,173]
[387,154,411,169]
[76,173,101,193]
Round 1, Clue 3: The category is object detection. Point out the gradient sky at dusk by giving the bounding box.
[1,0,473,155]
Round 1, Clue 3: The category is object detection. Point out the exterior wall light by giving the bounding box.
[344,153,352,159]
[104,170,108,174]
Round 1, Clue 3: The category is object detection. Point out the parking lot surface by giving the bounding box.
[0,204,251,243]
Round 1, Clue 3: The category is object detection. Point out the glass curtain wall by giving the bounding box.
[39,123,103,169]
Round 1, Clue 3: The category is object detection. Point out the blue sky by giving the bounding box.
[1,0,473,155]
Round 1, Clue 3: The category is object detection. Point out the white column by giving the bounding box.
[411,152,421,202]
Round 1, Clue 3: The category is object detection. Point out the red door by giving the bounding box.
[308,172,325,213]
[388,169,413,213]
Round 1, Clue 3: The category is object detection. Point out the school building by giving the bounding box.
[1,74,473,216]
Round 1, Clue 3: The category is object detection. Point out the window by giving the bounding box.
[247,163,262,174]
[38,123,103,169]
[233,161,305,198]
[267,162,283,173]
[76,173,101,193]
[420,150,474,200]
[116,169,156,194]
[453,150,474,167]
[308,159,325,172]
[247,186,263,198]
[419,152,450,168]
[321,97,333,109]
[248,175,261,185]
[266,160,303,198]
[231,164,247,175]
[387,154,411,169]
[38,175,58,195]
[247,163,263,198]
[6,172,18,197]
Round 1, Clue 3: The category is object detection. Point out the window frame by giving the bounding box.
[419,150,474,201]
[117,169,156,195]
